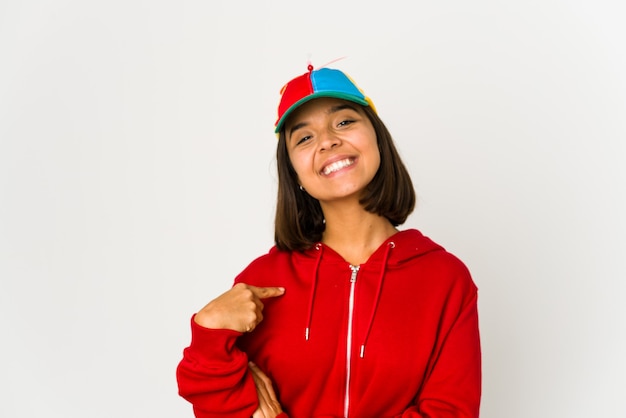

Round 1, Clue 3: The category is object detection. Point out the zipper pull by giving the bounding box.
[349,265,360,283]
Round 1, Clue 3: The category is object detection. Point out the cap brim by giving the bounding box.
[274,92,370,134]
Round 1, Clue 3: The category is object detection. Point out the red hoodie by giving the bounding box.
[177,229,481,417]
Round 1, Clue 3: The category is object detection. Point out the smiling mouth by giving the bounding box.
[321,158,355,176]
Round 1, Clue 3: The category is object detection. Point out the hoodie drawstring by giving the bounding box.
[304,240,395,359]
[359,241,395,358]
[305,243,323,341]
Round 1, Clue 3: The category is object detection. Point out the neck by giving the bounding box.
[321,201,397,265]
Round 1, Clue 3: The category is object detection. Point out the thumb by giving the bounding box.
[250,286,286,299]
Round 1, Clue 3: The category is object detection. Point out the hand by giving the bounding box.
[250,361,283,418]
[194,283,285,333]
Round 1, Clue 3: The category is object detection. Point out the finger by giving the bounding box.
[255,380,276,417]
[248,286,286,300]
[250,363,272,415]
[249,362,282,416]
[242,302,264,332]
[234,284,277,310]
[244,312,263,333]
[233,284,265,314]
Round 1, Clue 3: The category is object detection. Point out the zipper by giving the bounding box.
[344,265,360,418]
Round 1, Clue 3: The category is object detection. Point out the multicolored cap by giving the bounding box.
[274,65,375,133]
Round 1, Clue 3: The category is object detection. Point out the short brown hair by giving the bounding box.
[274,105,415,251]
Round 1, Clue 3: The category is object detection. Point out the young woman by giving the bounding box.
[177,66,482,417]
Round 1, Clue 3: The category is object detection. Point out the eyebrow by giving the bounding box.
[288,103,360,138]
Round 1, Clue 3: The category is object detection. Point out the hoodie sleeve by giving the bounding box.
[176,315,260,418]
[396,282,482,417]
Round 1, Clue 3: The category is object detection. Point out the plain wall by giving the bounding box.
[1,1,625,417]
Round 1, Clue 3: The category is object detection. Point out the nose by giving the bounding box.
[318,129,340,151]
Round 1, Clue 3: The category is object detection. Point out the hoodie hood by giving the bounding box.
[295,229,445,357]
[299,229,444,267]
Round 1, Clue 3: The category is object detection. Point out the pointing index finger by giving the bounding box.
[249,285,286,299]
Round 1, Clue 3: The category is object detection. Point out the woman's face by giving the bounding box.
[284,98,380,205]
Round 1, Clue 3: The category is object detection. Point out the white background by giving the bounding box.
[1,1,625,417]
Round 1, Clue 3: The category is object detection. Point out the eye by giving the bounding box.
[296,135,312,145]
[337,119,355,128]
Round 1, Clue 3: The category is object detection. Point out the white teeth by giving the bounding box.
[322,158,354,175]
